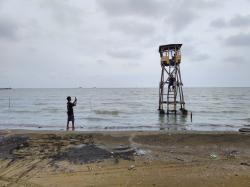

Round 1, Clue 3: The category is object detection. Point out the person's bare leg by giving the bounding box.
[72,119,75,130]
[67,120,69,130]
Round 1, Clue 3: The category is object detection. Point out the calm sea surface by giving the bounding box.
[0,88,249,131]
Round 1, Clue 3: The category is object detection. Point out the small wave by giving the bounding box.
[94,110,119,115]
[242,118,250,123]
[196,110,219,114]
[9,110,41,114]
[103,125,157,130]
[83,117,109,121]
[221,110,237,114]
[48,108,60,113]
[34,102,47,106]
[41,107,61,113]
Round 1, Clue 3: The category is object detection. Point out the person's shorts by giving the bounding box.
[67,115,74,121]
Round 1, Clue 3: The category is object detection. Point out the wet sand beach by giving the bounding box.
[1,130,250,187]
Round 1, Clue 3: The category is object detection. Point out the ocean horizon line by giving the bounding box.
[1,86,250,89]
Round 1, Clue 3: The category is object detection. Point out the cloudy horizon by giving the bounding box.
[1,0,250,88]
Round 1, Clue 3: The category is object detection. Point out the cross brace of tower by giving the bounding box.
[158,44,187,115]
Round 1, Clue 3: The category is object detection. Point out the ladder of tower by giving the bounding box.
[174,85,177,112]
[166,88,176,112]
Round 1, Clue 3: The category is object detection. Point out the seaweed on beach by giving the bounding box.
[0,133,136,167]
[0,135,29,160]
[54,144,112,164]
[53,143,136,164]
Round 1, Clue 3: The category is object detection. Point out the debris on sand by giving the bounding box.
[128,164,135,170]
[240,162,250,166]
[134,148,151,156]
[210,154,218,160]
[55,144,112,164]
[239,128,250,132]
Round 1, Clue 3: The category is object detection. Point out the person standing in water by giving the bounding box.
[66,96,77,130]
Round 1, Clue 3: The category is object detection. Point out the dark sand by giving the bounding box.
[0,130,250,186]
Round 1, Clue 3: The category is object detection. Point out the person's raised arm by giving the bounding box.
[73,97,77,106]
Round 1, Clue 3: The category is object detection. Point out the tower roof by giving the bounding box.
[159,44,182,52]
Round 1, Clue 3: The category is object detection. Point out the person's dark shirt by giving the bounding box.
[67,102,75,116]
[169,77,175,86]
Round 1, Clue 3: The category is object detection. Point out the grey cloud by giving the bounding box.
[39,0,83,26]
[211,14,250,28]
[97,59,105,64]
[98,0,219,18]
[184,0,220,9]
[181,42,210,62]
[122,61,140,67]
[230,14,250,27]
[107,49,142,59]
[191,53,210,62]
[110,19,155,37]
[96,59,109,65]
[224,56,247,63]
[210,18,227,28]
[98,0,219,32]
[97,0,164,18]
[225,33,250,47]
[0,0,4,8]
[165,0,220,32]
[166,9,196,32]
[0,17,18,40]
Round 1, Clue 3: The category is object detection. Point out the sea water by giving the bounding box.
[0,88,249,131]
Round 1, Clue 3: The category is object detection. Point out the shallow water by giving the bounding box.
[0,88,249,131]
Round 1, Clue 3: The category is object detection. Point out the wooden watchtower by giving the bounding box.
[158,44,186,115]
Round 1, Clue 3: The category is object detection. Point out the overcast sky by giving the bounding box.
[0,0,250,88]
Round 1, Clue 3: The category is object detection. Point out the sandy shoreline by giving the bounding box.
[1,130,250,186]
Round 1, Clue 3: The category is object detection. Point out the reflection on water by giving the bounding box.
[158,114,189,131]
